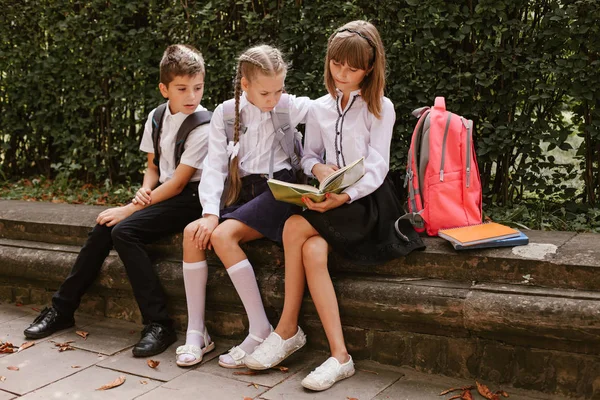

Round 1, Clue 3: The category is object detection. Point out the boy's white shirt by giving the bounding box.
[199,92,311,218]
[302,88,395,203]
[139,101,209,183]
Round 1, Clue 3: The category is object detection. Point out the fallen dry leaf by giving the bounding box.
[462,389,474,400]
[71,365,81,369]
[6,367,18,371]
[76,331,89,340]
[53,341,75,352]
[31,307,41,312]
[496,390,509,398]
[347,398,359,400]
[247,382,259,389]
[17,341,35,352]
[0,376,5,382]
[147,359,160,369]
[477,381,500,400]
[272,365,289,373]
[440,386,475,396]
[243,398,253,400]
[233,370,259,376]
[140,380,148,385]
[96,375,126,391]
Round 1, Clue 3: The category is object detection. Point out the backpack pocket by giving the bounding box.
[425,170,463,235]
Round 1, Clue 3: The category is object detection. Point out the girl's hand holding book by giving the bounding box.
[302,192,350,213]
[312,163,339,183]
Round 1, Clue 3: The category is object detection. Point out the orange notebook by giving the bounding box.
[438,222,520,247]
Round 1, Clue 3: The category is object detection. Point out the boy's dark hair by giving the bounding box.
[159,44,205,86]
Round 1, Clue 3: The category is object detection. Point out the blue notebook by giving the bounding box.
[451,231,529,250]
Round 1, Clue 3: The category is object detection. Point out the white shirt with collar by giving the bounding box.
[302,88,396,203]
[199,92,311,217]
[139,102,209,183]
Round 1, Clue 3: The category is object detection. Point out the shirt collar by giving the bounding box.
[164,101,206,121]
[335,87,362,98]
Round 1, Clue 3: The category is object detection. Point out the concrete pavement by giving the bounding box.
[0,303,576,400]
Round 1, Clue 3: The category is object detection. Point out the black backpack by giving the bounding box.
[151,103,213,174]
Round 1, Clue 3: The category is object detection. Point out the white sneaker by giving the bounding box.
[218,327,273,369]
[244,326,307,370]
[301,356,355,391]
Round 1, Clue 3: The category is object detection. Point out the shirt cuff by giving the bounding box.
[343,187,358,203]
[303,159,320,177]
[139,144,153,153]
[179,156,202,169]
[202,204,220,218]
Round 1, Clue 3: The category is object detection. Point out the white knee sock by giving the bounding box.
[179,260,210,362]
[220,259,271,363]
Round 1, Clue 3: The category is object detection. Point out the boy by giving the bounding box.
[24,44,210,357]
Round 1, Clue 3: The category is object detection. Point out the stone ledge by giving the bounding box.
[2,200,599,291]
[1,238,599,356]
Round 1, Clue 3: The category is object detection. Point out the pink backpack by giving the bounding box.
[397,97,482,236]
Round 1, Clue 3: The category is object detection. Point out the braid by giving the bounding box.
[224,64,244,207]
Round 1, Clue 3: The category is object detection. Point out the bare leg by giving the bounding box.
[275,215,319,339]
[210,219,263,268]
[302,235,349,363]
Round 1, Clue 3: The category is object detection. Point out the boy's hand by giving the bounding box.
[132,187,152,206]
[312,163,339,183]
[302,192,349,213]
[96,204,137,227]
[189,215,219,250]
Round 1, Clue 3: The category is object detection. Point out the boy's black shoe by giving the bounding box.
[23,306,75,339]
[132,322,177,357]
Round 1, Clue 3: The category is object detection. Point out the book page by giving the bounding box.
[319,157,365,192]
[268,179,321,194]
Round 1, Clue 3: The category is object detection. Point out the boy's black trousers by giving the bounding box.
[52,182,202,327]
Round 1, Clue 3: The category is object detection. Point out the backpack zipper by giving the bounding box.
[463,118,473,188]
[439,113,452,181]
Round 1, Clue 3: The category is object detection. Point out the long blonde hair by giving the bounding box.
[324,20,386,118]
[223,45,287,206]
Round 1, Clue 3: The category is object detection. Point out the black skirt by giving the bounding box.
[221,169,300,243]
[302,178,425,265]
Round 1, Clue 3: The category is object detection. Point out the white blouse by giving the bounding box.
[302,89,395,202]
[199,92,311,217]
[139,102,209,183]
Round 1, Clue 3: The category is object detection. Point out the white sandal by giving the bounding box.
[176,328,215,367]
[218,331,269,369]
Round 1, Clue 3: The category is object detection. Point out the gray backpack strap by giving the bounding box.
[151,103,168,172]
[269,94,301,178]
[222,99,237,142]
[174,111,212,167]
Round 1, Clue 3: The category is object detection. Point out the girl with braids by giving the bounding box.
[245,21,424,390]
[174,45,310,368]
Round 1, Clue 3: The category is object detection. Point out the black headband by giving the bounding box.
[336,28,377,51]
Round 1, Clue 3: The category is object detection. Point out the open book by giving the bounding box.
[268,157,365,207]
